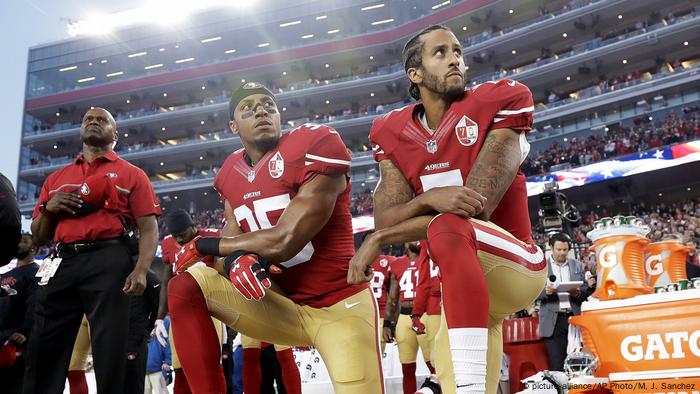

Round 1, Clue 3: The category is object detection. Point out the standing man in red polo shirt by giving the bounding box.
[26,107,160,394]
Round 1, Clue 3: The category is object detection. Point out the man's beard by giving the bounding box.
[16,250,30,260]
[422,69,465,101]
[254,134,280,153]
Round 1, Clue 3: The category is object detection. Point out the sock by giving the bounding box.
[448,328,488,393]
[426,361,435,375]
[276,348,302,394]
[169,273,225,393]
[243,347,262,394]
[67,370,88,394]
[173,369,192,394]
[427,214,489,393]
[401,362,417,393]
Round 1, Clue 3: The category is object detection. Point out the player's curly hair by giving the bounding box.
[402,24,450,101]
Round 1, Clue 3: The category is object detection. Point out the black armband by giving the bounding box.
[194,237,222,256]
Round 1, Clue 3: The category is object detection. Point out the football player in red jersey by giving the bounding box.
[411,241,443,374]
[158,209,302,394]
[168,82,384,394]
[348,25,547,394]
[384,242,434,393]
[369,252,394,353]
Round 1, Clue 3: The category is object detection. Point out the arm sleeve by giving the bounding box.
[489,81,535,132]
[31,179,51,219]
[412,245,430,316]
[368,117,393,163]
[298,127,351,184]
[128,169,161,218]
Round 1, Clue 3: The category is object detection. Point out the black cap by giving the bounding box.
[165,209,193,235]
[228,82,276,120]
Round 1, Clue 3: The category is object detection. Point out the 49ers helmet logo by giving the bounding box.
[269,152,284,179]
[455,115,478,147]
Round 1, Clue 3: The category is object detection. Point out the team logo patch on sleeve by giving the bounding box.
[80,183,90,196]
[455,115,478,147]
[268,152,285,178]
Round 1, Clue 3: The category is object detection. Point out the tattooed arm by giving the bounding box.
[373,160,486,230]
[466,128,524,221]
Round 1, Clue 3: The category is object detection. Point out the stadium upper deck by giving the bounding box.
[17,0,700,215]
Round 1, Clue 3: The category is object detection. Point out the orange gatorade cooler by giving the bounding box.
[587,219,652,300]
[644,240,694,288]
[570,289,700,379]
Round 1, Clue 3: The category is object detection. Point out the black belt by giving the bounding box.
[400,306,413,316]
[57,238,124,257]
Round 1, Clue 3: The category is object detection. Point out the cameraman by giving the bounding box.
[537,233,589,371]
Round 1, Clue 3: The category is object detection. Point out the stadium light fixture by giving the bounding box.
[53,145,58,149]
[225,49,237,54]
[200,36,222,43]
[88,62,93,66]
[371,19,394,26]
[511,50,516,54]
[684,41,689,46]
[160,162,164,166]
[126,99,130,104]
[369,56,374,60]
[200,120,205,125]
[370,93,375,97]
[100,59,108,64]
[163,93,168,97]
[128,51,147,58]
[566,76,571,81]
[201,86,206,90]
[200,156,204,160]
[55,112,60,117]
[618,14,622,19]
[622,59,627,64]
[316,15,327,20]
[324,63,329,68]
[282,107,287,111]
[432,1,450,10]
[258,43,270,47]
[144,63,163,70]
[302,34,314,39]
[327,29,340,34]
[562,33,567,38]
[162,127,166,131]
[78,77,96,83]
[67,0,259,36]
[106,71,124,77]
[325,100,330,104]
[462,26,467,30]
[124,133,128,137]
[282,71,287,75]
[280,20,301,27]
[159,48,166,52]
[59,66,78,72]
[509,9,514,14]
[175,57,195,63]
[361,4,384,11]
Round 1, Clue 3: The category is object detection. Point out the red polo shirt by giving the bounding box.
[32,151,161,243]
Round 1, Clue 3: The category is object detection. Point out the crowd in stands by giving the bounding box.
[522,106,700,177]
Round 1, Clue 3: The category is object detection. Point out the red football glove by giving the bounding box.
[173,236,205,273]
[226,253,271,301]
[411,315,426,335]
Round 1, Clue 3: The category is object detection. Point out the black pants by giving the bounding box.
[0,354,26,394]
[23,244,132,394]
[124,336,148,394]
[543,313,570,371]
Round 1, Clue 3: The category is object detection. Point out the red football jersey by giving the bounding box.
[161,228,221,269]
[369,79,535,244]
[213,123,364,308]
[370,255,394,317]
[413,241,442,316]
[390,256,419,302]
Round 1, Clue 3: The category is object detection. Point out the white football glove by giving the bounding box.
[151,319,169,347]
